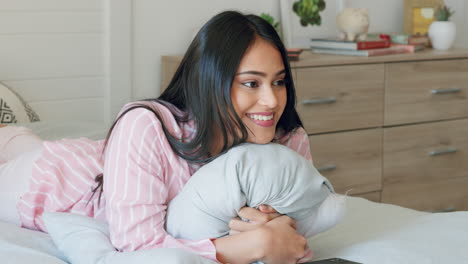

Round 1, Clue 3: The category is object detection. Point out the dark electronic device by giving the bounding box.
[303,257,363,264]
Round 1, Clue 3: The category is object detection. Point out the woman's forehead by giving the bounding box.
[237,38,284,74]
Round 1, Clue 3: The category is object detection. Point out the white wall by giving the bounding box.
[0,0,106,123]
[132,0,280,100]
[132,0,467,101]
[2,0,464,123]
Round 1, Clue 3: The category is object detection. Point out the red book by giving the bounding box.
[310,38,391,50]
[311,46,410,57]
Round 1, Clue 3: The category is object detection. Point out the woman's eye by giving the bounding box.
[273,79,286,86]
[242,81,259,88]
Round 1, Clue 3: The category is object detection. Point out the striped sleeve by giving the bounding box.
[282,127,312,162]
[102,107,217,261]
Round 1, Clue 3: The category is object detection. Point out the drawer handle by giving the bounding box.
[301,97,337,105]
[317,164,337,172]
[428,147,458,156]
[431,88,461,94]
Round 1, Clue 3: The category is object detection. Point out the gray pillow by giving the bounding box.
[166,143,346,240]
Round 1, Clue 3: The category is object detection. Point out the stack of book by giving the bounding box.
[310,35,426,57]
[286,48,303,61]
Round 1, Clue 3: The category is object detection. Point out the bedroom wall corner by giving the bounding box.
[104,0,133,125]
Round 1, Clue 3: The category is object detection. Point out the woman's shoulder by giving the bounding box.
[116,100,191,139]
[120,100,173,117]
[117,100,177,124]
[275,127,308,144]
[274,127,311,161]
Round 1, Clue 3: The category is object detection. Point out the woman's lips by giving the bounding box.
[246,113,275,127]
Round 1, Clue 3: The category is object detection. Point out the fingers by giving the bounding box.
[229,217,258,232]
[297,244,314,263]
[238,207,271,224]
[270,215,297,230]
[238,207,281,223]
[258,205,281,220]
[230,206,287,235]
[258,204,277,213]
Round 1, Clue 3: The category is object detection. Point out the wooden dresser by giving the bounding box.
[161,49,468,212]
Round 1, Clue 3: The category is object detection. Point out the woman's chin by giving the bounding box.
[247,136,275,145]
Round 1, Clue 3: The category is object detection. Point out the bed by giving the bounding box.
[1,192,467,264]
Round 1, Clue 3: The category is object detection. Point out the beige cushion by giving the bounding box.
[0,82,40,124]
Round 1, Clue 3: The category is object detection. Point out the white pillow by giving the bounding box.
[0,219,66,264]
[0,82,40,124]
[42,212,216,264]
[166,143,346,240]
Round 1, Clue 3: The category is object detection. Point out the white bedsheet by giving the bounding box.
[310,197,468,263]
[1,196,467,263]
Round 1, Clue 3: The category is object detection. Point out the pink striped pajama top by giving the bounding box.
[17,101,312,262]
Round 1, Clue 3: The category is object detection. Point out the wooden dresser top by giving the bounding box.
[291,48,468,68]
[162,48,468,68]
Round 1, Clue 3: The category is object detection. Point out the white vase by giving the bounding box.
[428,21,456,50]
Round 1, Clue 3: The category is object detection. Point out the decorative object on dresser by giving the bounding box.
[161,48,468,212]
[403,0,443,35]
[428,2,456,50]
[336,8,369,41]
[389,33,431,47]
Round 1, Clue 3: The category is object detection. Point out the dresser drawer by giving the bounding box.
[382,119,468,211]
[309,129,382,195]
[385,59,468,126]
[383,119,468,183]
[295,64,384,134]
[381,176,468,212]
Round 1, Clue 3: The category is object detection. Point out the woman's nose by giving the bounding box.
[258,85,278,109]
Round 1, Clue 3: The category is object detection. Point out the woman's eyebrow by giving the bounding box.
[236,69,286,77]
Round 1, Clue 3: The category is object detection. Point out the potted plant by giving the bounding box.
[292,0,326,27]
[428,3,456,50]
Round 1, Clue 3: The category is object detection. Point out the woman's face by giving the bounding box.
[231,37,287,144]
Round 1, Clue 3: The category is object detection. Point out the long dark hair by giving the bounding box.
[91,11,304,201]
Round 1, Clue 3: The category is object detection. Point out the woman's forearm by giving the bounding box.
[213,229,264,264]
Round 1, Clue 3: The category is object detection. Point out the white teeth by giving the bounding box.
[249,114,273,121]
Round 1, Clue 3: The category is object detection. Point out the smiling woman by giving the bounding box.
[0,10,314,264]
[231,36,287,145]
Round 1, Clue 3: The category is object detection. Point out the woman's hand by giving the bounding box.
[229,205,282,234]
[256,215,308,264]
[213,215,308,264]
